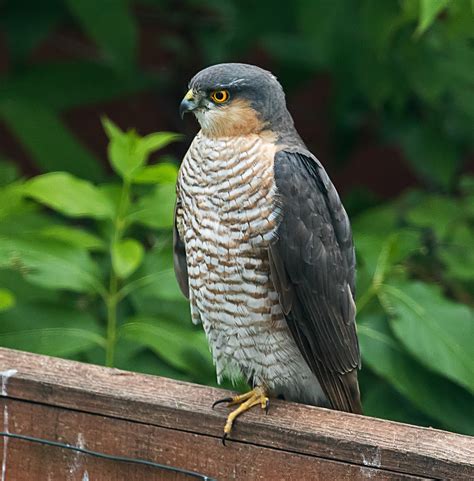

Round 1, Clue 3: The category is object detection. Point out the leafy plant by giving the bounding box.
[1,122,472,435]
[199,0,473,190]
[0,0,472,436]
[0,120,216,386]
[354,182,474,435]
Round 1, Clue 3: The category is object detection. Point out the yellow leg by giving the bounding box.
[212,386,269,445]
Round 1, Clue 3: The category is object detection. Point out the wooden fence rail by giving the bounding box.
[0,347,472,480]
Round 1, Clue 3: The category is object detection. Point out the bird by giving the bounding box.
[175,63,362,443]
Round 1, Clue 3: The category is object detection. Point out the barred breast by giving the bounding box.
[177,131,326,404]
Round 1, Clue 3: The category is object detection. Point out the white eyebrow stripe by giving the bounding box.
[225,78,247,87]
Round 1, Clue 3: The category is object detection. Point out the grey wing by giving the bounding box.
[173,197,189,299]
[269,149,362,413]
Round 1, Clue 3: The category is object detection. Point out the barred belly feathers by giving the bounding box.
[177,132,327,406]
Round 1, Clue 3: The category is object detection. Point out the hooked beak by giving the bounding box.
[179,89,199,119]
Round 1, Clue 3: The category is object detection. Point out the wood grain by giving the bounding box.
[1,398,425,481]
[0,347,473,480]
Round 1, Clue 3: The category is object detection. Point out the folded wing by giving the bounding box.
[269,150,362,413]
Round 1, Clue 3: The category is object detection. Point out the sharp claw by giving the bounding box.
[212,397,233,409]
[216,387,269,445]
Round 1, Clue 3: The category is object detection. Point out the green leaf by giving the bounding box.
[0,237,103,294]
[129,183,176,229]
[0,328,106,357]
[131,163,179,184]
[140,132,182,154]
[39,225,106,251]
[103,118,146,180]
[354,227,420,301]
[102,116,123,140]
[360,371,438,427]
[103,119,181,181]
[112,238,144,279]
[0,289,15,312]
[119,318,213,378]
[405,195,463,239]
[352,203,399,236]
[126,241,184,302]
[441,248,474,282]
[65,0,138,73]
[116,348,191,382]
[440,225,474,281]
[416,0,450,36]
[358,315,474,434]
[0,183,25,221]
[0,270,59,304]
[382,282,474,393]
[0,300,102,333]
[0,205,56,239]
[134,268,182,300]
[23,172,114,219]
[97,183,122,219]
[0,299,106,359]
[0,99,103,181]
[358,231,419,280]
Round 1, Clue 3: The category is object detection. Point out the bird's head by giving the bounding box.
[180,63,291,137]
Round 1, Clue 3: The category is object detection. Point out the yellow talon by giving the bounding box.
[213,386,269,445]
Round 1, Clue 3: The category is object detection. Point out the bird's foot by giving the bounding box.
[212,385,269,445]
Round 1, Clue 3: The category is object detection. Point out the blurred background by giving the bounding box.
[0,0,472,435]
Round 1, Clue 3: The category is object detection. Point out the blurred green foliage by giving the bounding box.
[0,0,473,435]
[0,121,218,386]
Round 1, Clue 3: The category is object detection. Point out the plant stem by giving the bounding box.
[104,180,130,367]
[356,285,376,314]
[357,236,396,315]
[105,276,118,367]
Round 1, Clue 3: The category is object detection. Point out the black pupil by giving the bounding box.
[215,91,225,101]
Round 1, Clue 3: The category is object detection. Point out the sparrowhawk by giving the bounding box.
[175,63,362,442]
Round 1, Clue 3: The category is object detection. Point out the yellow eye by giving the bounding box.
[210,90,230,103]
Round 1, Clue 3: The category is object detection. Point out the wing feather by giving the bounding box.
[173,198,189,299]
[270,150,362,413]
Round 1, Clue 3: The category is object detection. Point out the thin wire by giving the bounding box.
[0,431,216,481]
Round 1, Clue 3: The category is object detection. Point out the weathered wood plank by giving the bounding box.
[0,348,473,480]
[1,398,423,480]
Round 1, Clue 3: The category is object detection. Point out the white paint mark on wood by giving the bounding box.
[1,369,17,481]
[68,433,86,479]
[82,470,89,481]
[0,370,17,396]
[362,447,382,469]
[360,466,375,479]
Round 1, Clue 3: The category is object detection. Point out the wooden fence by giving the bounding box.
[0,347,472,480]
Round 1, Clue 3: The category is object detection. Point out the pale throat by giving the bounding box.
[195,99,267,138]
